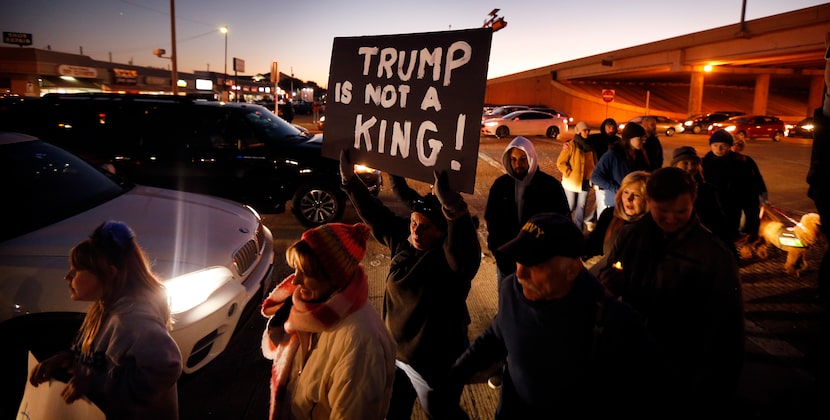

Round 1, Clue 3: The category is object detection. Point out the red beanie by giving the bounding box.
[301,223,371,286]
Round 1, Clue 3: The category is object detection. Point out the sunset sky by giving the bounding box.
[2,0,826,88]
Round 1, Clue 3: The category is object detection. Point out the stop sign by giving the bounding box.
[602,89,615,103]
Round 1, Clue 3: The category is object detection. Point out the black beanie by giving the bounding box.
[709,129,734,145]
[621,123,646,140]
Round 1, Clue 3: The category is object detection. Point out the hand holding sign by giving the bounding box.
[433,170,466,216]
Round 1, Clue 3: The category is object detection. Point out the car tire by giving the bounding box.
[495,126,510,138]
[772,131,784,142]
[666,127,676,136]
[291,183,346,227]
[546,126,560,139]
[692,125,702,134]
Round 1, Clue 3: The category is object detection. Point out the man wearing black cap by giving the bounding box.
[340,151,480,420]
[446,212,657,418]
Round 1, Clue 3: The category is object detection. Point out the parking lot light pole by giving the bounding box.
[220,25,228,101]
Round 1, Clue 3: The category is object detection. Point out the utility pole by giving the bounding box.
[170,0,178,95]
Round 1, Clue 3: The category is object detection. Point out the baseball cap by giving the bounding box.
[497,212,585,266]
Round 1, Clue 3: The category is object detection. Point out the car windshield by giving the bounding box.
[2,139,127,241]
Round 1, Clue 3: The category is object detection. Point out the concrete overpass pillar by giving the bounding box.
[752,73,770,116]
[808,74,824,117]
[688,72,704,116]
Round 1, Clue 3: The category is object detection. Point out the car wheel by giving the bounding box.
[291,183,345,227]
[546,126,560,139]
[692,125,702,134]
[666,127,676,136]
[495,126,510,138]
[772,131,784,142]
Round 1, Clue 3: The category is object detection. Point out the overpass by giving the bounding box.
[484,4,830,126]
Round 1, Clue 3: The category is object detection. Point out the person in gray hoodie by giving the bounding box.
[485,136,569,284]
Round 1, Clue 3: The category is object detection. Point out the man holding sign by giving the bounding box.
[340,150,480,419]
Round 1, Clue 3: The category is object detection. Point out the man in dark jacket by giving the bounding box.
[585,118,621,226]
[340,150,480,420]
[640,116,664,170]
[448,213,658,419]
[485,136,569,283]
[597,167,745,415]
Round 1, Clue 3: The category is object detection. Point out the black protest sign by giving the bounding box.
[322,28,492,193]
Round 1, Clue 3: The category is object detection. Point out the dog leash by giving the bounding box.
[764,203,801,227]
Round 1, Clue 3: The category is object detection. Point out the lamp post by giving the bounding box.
[220,25,228,101]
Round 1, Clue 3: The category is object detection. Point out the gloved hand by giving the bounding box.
[339,149,354,185]
[433,170,466,216]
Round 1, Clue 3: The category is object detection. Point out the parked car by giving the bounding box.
[708,114,786,142]
[787,117,815,138]
[619,115,683,136]
[682,112,744,134]
[529,106,573,123]
[0,93,381,227]
[0,131,275,417]
[481,104,530,122]
[481,110,568,139]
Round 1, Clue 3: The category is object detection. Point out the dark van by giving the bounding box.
[0,93,381,227]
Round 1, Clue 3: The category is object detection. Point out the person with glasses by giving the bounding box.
[339,150,481,420]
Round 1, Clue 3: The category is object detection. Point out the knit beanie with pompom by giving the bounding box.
[301,223,370,287]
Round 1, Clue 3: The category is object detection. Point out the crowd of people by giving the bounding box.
[26,52,829,420]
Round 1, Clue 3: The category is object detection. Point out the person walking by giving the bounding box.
[29,221,182,419]
[486,136,569,284]
[281,100,295,123]
[596,167,745,415]
[260,222,396,420]
[585,118,621,225]
[640,116,664,170]
[701,130,766,242]
[583,170,650,271]
[445,213,658,418]
[557,121,597,232]
[590,122,651,215]
[670,145,735,255]
[340,150,480,420]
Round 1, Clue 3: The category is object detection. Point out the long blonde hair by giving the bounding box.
[71,221,170,356]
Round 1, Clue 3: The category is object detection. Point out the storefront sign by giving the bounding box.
[3,32,32,46]
[57,65,97,78]
[112,68,138,85]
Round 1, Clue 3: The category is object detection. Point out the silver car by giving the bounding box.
[0,132,275,416]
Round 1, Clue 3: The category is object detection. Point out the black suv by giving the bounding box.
[0,93,381,227]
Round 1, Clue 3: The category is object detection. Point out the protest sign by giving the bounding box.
[322,28,492,193]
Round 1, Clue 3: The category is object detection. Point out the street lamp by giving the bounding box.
[220,25,228,101]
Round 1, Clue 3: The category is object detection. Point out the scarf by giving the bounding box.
[573,134,593,153]
[260,267,369,420]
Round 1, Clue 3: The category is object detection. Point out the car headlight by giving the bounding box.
[354,163,378,175]
[165,266,234,314]
[724,126,736,133]
[684,121,692,127]
[484,120,499,127]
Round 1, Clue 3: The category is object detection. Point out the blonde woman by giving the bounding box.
[583,171,651,269]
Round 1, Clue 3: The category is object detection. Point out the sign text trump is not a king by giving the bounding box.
[322,28,492,193]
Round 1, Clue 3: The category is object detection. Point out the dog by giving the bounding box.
[738,205,822,277]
